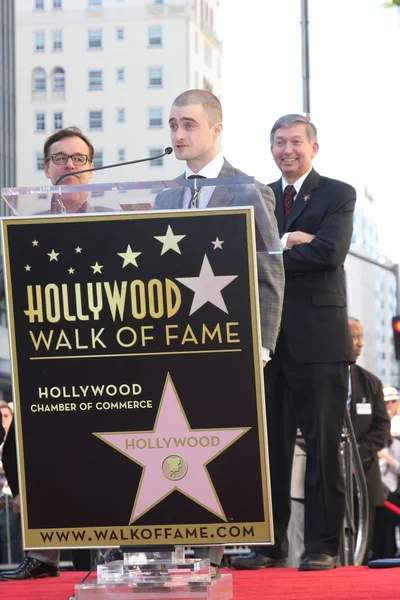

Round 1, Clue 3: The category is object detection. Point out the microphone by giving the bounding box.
[54,147,173,186]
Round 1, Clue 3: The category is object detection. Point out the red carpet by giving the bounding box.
[0,567,399,600]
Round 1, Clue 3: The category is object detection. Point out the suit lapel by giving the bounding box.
[207,159,236,208]
[285,168,321,230]
[270,180,284,233]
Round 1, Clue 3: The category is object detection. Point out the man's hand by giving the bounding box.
[12,494,20,513]
[286,231,315,249]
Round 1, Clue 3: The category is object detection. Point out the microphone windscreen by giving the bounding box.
[164,147,173,155]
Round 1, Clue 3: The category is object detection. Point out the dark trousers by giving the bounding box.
[372,492,399,559]
[256,333,348,557]
[0,495,23,564]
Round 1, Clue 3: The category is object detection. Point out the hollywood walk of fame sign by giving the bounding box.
[1,207,273,549]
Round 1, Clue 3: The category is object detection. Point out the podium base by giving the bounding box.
[75,573,233,599]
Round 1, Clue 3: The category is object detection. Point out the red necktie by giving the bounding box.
[283,185,296,226]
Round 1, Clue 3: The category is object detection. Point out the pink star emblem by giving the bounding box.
[95,374,249,523]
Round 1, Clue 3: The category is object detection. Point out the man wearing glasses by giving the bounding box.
[43,126,95,213]
[0,127,96,581]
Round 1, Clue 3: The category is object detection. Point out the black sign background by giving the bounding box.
[2,209,271,547]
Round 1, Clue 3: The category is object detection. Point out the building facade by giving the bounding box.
[16,0,222,186]
[345,187,399,386]
[0,0,15,402]
[0,0,16,192]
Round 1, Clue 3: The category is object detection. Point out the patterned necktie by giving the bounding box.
[187,174,206,208]
[283,184,296,226]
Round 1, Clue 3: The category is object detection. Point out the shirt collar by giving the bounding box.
[185,152,224,179]
[282,168,312,195]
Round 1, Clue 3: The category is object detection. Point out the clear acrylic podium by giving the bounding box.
[1,177,281,600]
[1,175,281,256]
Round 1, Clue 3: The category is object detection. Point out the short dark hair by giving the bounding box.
[270,114,318,145]
[43,127,94,162]
[172,89,223,124]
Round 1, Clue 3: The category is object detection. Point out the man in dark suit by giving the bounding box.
[155,89,284,573]
[348,317,390,563]
[233,114,356,571]
[0,127,96,580]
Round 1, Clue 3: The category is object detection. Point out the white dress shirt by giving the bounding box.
[280,168,312,250]
[184,152,225,208]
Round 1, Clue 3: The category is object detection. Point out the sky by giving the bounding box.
[219,0,400,260]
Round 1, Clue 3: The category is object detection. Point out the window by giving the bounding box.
[148,26,162,47]
[52,31,63,51]
[154,0,164,4]
[149,148,164,167]
[52,67,65,92]
[33,68,46,92]
[89,110,103,130]
[53,0,62,8]
[89,70,103,90]
[148,67,163,87]
[35,112,46,132]
[116,27,124,41]
[88,30,102,49]
[54,112,63,130]
[93,151,103,168]
[117,108,125,123]
[35,31,45,52]
[88,0,102,7]
[117,149,126,162]
[35,0,44,9]
[116,68,125,83]
[148,107,163,128]
[36,153,44,171]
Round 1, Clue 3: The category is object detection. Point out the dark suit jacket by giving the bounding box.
[2,418,18,496]
[350,364,390,506]
[269,168,356,363]
[154,158,285,352]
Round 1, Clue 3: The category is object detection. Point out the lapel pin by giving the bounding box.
[303,194,311,202]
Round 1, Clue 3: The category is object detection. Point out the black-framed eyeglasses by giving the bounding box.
[49,153,90,166]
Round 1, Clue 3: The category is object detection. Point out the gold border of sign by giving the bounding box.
[1,208,272,549]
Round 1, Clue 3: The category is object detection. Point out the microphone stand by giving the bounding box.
[55,147,173,186]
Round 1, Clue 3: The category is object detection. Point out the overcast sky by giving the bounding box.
[219,0,400,260]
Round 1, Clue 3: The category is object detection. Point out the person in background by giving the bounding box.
[233,113,356,572]
[371,387,400,559]
[0,128,95,581]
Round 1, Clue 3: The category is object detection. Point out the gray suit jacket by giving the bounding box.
[154,158,284,351]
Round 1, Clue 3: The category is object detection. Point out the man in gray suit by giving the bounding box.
[155,89,284,574]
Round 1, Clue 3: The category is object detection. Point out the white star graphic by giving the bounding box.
[117,245,142,268]
[25,265,31,272]
[211,238,224,250]
[75,247,82,254]
[154,225,186,255]
[68,268,75,275]
[176,254,238,315]
[91,262,103,274]
[32,240,39,247]
[47,249,59,262]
